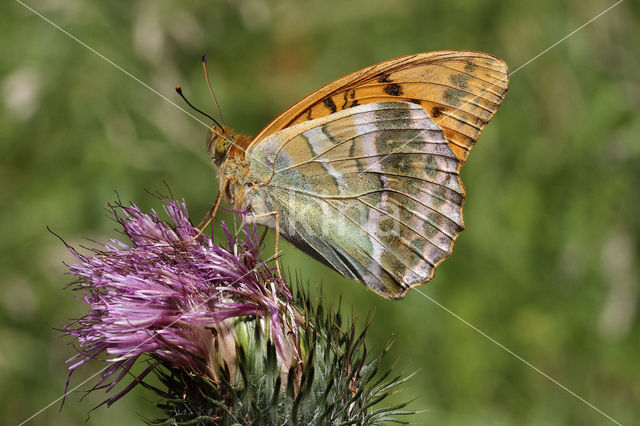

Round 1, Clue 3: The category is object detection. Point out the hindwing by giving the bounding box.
[246,101,464,298]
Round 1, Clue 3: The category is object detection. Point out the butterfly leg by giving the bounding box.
[258,226,269,247]
[187,179,229,242]
[252,211,282,280]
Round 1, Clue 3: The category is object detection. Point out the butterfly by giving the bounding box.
[204,51,508,299]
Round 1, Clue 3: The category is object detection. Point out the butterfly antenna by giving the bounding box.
[202,54,227,128]
[175,85,224,131]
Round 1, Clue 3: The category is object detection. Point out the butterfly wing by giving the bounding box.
[245,101,464,299]
[250,51,508,164]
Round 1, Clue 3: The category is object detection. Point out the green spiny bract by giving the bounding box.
[148,287,414,425]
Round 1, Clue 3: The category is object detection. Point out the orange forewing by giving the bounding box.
[240,51,508,164]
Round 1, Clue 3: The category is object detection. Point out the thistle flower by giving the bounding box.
[61,197,414,424]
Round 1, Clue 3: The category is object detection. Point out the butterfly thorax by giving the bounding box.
[217,156,243,204]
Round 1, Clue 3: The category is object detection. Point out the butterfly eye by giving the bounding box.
[213,137,231,166]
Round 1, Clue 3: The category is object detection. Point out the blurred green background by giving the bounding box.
[2,0,639,424]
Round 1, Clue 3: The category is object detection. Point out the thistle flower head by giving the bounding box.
[61,197,414,424]
[63,198,300,405]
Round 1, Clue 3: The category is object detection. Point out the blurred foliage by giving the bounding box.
[1,0,639,424]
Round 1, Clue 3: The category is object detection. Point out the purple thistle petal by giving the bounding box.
[62,198,299,401]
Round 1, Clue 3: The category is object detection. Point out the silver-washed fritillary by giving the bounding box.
[206,51,508,299]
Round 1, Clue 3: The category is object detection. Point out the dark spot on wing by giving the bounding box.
[323,97,337,113]
[350,89,356,99]
[305,108,312,119]
[379,217,394,234]
[384,83,402,96]
[424,156,438,178]
[442,88,465,106]
[349,99,359,107]
[341,91,349,109]
[449,74,470,90]
[431,106,444,118]
[378,74,391,83]
[409,98,422,105]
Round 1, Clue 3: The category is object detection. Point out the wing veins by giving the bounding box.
[269,185,462,232]
[274,121,443,174]
[439,112,484,132]
[335,188,463,232]
[385,196,457,239]
[436,123,481,141]
[321,199,407,287]
[309,156,459,177]
[271,104,436,172]
[310,151,458,164]
[344,94,495,116]
[355,81,502,106]
[290,211,357,278]
[324,199,417,286]
[270,170,461,198]
[428,63,508,91]
[341,169,465,196]
[282,162,460,186]
[367,55,506,79]
[357,197,450,256]
[431,58,509,74]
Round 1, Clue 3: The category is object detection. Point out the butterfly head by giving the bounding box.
[208,125,253,166]
[208,126,235,166]
[174,84,236,166]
